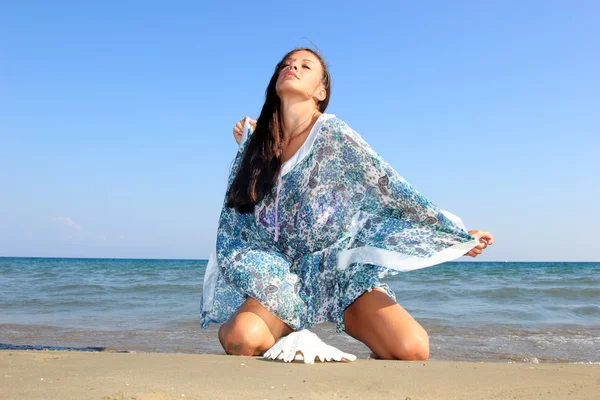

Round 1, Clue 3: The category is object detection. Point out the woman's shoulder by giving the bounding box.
[322,114,346,128]
[320,115,382,165]
[321,114,354,136]
[320,114,364,144]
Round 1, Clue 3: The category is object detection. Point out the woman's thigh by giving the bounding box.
[343,288,430,360]
[218,297,293,356]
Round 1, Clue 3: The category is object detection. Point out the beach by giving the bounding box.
[2,258,599,399]
[1,350,598,400]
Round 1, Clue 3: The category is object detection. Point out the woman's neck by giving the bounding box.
[279,99,320,141]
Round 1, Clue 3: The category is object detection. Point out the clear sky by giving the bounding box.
[1,1,598,261]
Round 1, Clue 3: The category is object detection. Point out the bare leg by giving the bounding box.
[218,297,293,356]
[343,288,430,360]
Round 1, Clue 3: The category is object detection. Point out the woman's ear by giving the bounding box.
[314,85,327,102]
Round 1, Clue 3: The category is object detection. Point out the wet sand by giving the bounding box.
[1,350,598,400]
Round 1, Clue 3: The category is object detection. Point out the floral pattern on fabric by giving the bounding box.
[200,116,475,332]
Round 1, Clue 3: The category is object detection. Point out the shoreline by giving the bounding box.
[1,345,600,365]
[2,350,598,399]
[3,320,600,364]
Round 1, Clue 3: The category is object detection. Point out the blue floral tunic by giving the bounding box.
[201,114,478,332]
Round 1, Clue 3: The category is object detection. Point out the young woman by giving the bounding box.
[200,48,494,360]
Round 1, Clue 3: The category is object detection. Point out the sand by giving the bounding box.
[1,350,598,400]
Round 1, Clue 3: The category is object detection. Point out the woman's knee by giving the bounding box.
[385,330,430,361]
[218,312,274,356]
[344,289,430,361]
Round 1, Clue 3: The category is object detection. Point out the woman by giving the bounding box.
[201,48,494,360]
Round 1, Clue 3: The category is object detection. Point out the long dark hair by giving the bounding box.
[226,48,331,213]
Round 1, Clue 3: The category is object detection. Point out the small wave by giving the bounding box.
[0,343,107,352]
[47,284,108,293]
[570,361,600,364]
[571,305,600,317]
[446,286,600,300]
[128,283,201,294]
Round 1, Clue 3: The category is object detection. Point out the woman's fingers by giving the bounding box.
[464,248,479,256]
[234,117,247,130]
[463,228,495,258]
[233,126,242,145]
[466,248,482,256]
[233,117,249,145]
[469,230,494,245]
[481,232,494,245]
[234,117,256,130]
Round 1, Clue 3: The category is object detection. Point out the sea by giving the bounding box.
[1,257,598,363]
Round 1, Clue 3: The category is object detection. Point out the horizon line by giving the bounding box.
[1,256,598,263]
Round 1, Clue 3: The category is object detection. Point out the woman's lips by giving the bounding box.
[283,72,298,79]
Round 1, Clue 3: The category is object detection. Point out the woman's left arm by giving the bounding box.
[333,118,490,270]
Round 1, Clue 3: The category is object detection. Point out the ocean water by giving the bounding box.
[1,257,598,363]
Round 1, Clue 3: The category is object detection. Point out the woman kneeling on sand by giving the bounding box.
[200,47,494,360]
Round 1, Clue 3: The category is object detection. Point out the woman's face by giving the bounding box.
[275,50,326,104]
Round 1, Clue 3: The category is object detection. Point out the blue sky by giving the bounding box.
[1,1,598,261]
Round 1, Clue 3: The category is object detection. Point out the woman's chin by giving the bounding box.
[276,85,308,101]
[276,81,297,92]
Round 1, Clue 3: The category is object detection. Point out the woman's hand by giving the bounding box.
[233,116,257,145]
[464,230,494,258]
